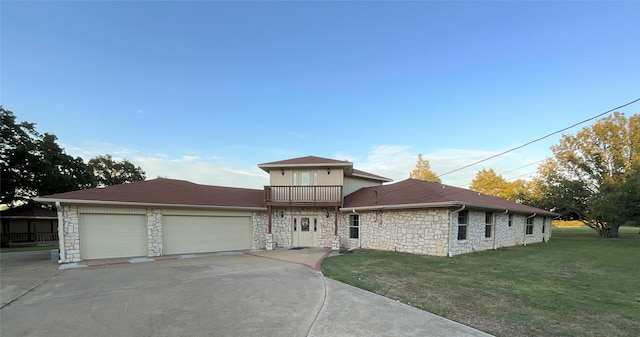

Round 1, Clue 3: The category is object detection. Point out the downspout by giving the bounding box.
[448,205,466,257]
[524,213,536,246]
[495,210,508,250]
[56,201,65,263]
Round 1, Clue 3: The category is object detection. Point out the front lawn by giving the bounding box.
[322,226,640,337]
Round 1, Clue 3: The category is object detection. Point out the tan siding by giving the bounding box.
[343,177,383,197]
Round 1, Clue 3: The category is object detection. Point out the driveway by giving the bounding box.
[1,250,492,337]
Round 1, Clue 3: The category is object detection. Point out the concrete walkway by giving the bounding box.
[1,249,493,337]
[245,248,493,337]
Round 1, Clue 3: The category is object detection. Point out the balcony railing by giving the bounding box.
[264,185,343,206]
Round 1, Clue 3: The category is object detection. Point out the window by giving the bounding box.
[457,210,468,240]
[526,217,534,235]
[485,212,493,238]
[349,214,359,239]
[508,214,513,227]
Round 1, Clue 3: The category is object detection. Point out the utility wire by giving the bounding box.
[498,159,546,176]
[437,97,640,178]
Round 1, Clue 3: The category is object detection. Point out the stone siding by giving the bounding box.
[252,211,268,249]
[269,207,336,248]
[146,209,163,257]
[338,209,450,256]
[449,210,549,256]
[61,205,81,263]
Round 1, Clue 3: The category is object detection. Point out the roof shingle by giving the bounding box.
[343,178,557,216]
[37,178,265,209]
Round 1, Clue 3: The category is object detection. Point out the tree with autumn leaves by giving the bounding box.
[530,112,639,237]
[467,112,639,238]
[409,153,441,183]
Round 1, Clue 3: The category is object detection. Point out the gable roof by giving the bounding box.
[258,155,352,168]
[343,178,557,216]
[36,178,265,210]
[258,155,392,182]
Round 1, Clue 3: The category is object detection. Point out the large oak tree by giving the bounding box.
[531,112,639,237]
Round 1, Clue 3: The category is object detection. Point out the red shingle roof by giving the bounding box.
[37,178,265,209]
[343,178,557,216]
[258,155,352,167]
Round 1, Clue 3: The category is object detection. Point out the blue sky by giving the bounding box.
[2,1,639,189]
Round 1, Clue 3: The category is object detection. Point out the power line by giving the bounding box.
[437,97,640,178]
[498,159,546,176]
[505,171,537,181]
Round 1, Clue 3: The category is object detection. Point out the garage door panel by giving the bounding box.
[80,214,147,260]
[164,216,251,255]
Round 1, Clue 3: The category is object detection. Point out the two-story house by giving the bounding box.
[37,156,557,264]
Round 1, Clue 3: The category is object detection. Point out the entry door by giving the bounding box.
[292,216,318,247]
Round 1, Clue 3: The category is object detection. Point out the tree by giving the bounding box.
[469,168,531,202]
[591,164,640,231]
[88,154,146,186]
[1,108,95,205]
[531,112,639,237]
[409,153,441,183]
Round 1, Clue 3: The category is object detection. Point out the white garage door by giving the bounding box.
[80,214,147,260]
[163,216,251,255]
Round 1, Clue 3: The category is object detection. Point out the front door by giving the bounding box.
[292,216,318,247]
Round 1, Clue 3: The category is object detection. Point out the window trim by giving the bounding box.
[525,217,534,235]
[349,214,359,239]
[485,212,493,239]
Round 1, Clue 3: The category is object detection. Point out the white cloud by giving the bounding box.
[134,155,268,189]
[339,146,548,188]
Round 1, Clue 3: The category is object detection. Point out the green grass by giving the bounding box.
[0,244,58,253]
[322,226,640,337]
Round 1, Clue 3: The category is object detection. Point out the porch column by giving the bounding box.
[332,206,340,250]
[265,206,275,250]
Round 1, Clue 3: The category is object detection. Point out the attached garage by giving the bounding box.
[163,215,251,255]
[79,213,147,260]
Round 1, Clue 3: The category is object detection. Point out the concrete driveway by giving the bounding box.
[1,250,492,337]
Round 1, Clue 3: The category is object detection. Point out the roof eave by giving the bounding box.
[35,197,267,211]
[341,201,558,216]
[258,162,353,172]
[350,172,393,182]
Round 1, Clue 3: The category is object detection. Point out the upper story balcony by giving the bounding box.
[264,185,343,207]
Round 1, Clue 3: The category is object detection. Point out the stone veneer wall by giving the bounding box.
[338,209,450,256]
[60,205,80,263]
[252,211,268,249]
[146,209,162,257]
[449,210,549,256]
[270,207,336,248]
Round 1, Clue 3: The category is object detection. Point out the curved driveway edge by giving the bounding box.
[310,278,493,337]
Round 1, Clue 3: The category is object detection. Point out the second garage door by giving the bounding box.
[163,216,251,255]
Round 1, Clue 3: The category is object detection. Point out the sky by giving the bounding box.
[2,0,639,190]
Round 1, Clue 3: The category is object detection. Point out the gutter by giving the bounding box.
[341,202,557,217]
[35,197,267,212]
